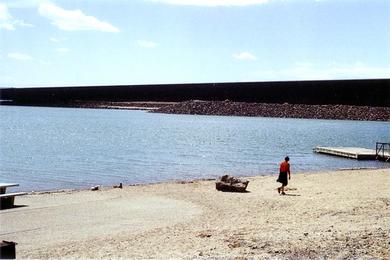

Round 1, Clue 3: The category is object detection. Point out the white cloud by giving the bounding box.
[0,3,11,20]
[56,47,70,53]
[149,0,269,6]
[38,2,119,32]
[137,40,158,48]
[329,62,390,79]
[0,3,33,30]
[7,51,51,65]
[50,37,68,43]
[8,52,33,61]
[13,19,33,27]
[38,59,51,65]
[233,51,257,61]
[1,0,46,8]
[0,22,14,30]
[253,62,390,81]
[50,37,60,42]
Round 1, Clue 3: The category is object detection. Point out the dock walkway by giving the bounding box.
[313,146,389,161]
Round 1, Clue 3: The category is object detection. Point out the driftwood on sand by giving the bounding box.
[215,175,249,192]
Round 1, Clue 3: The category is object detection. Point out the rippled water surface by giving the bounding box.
[1,106,389,191]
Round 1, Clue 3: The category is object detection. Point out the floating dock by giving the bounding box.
[314,143,390,162]
[314,147,376,160]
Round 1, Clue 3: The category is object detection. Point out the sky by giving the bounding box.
[0,0,389,87]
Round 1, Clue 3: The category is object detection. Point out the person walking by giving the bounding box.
[277,156,291,195]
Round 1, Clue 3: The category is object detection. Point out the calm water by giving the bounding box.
[0,106,389,191]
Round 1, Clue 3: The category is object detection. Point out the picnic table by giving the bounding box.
[0,183,27,209]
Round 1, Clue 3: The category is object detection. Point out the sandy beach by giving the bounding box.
[1,168,389,259]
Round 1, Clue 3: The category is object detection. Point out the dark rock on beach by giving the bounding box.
[152,100,390,121]
[216,175,249,192]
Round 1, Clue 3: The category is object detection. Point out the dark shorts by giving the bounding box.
[277,171,288,186]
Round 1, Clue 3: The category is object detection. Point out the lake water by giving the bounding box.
[1,106,389,192]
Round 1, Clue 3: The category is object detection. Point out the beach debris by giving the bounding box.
[197,231,212,238]
[113,183,123,189]
[90,185,100,191]
[215,175,249,192]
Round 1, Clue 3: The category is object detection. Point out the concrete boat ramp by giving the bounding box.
[314,146,390,161]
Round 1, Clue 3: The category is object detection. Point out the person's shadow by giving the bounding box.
[282,193,301,196]
[282,187,301,196]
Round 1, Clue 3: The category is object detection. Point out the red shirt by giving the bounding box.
[280,161,290,172]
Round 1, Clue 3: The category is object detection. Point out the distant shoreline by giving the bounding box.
[2,100,390,121]
[25,167,379,195]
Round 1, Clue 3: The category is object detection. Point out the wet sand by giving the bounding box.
[1,168,389,258]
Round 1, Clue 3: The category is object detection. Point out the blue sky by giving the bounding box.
[0,0,389,87]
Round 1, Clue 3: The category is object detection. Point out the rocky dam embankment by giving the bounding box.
[152,100,390,121]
